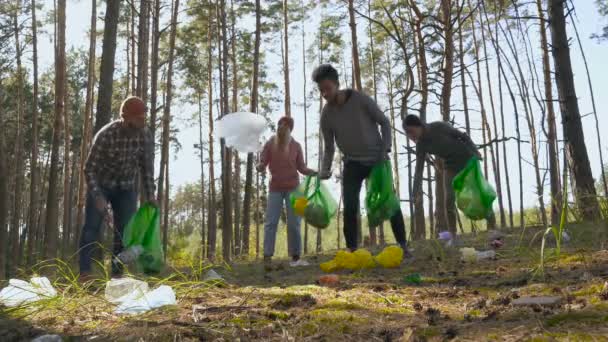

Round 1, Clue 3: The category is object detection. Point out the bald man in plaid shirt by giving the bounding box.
[79,96,157,280]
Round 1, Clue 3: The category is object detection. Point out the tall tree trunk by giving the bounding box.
[410,4,427,239]
[45,0,67,260]
[0,82,8,278]
[436,0,455,234]
[27,0,42,266]
[242,0,261,258]
[548,0,600,221]
[458,4,471,135]
[94,0,121,133]
[76,0,97,243]
[496,32,514,228]
[150,0,161,138]
[130,5,136,95]
[478,3,504,228]
[348,0,362,90]
[198,92,206,258]
[62,83,72,256]
[570,11,607,197]
[11,3,25,271]
[206,4,217,260]
[534,0,561,226]
[282,0,292,116]
[316,27,323,253]
[218,0,233,262]
[230,0,241,256]
[137,0,150,102]
[301,0,309,254]
[158,0,179,254]
[497,16,548,228]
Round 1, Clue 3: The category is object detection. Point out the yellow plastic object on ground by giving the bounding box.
[334,250,359,270]
[374,246,404,268]
[293,197,308,216]
[353,249,376,269]
[320,260,339,273]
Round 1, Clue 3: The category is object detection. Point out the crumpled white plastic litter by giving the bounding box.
[114,285,176,314]
[215,112,269,153]
[105,277,149,304]
[0,277,57,307]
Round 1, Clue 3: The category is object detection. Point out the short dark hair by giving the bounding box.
[404,114,422,127]
[312,64,339,84]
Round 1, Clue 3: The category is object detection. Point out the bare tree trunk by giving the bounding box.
[206,5,217,260]
[436,0,455,234]
[219,0,233,262]
[458,4,471,135]
[130,4,136,95]
[316,27,323,253]
[229,0,241,256]
[534,0,562,226]
[282,0,292,116]
[26,0,42,266]
[157,0,180,254]
[150,0,160,138]
[301,0,309,254]
[496,31,514,228]
[137,0,150,102]
[410,4,427,239]
[478,3,504,228]
[197,92,206,258]
[548,0,600,221]
[10,4,25,271]
[570,10,607,197]
[242,0,261,258]
[348,0,362,90]
[76,0,97,244]
[62,83,72,256]
[94,0,121,133]
[0,83,8,278]
[45,0,67,261]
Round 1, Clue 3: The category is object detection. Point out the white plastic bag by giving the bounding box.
[104,278,149,304]
[0,277,57,307]
[215,112,268,153]
[115,285,176,314]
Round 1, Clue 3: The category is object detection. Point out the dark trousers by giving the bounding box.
[444,168,496,233]
[343,160,407,251]
[79,187,137,275]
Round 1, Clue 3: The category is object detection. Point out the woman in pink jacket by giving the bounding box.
[257,116,316,270]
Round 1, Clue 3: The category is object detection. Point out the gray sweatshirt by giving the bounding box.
[320,90,392,175]
[412,121,480,194]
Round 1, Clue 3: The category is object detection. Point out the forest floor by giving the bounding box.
[2,223,608,341]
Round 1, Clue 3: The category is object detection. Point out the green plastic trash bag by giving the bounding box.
[289,176,338,229]
[452,157,496,220]
[122,203,164,274]
[365,161,400,227]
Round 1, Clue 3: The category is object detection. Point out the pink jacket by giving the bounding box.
[260,138,315,192]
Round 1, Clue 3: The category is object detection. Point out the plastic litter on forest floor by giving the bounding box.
[105,278,176,314]
[203,269,224,282]
[403,273,423,285]
[460,248,496,262]
[320,246,405,272]
[0,277,57,307]
[215,112,269,153]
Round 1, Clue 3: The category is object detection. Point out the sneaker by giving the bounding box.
[289,259,310,267]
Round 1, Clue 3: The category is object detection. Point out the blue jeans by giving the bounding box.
[79,187,137,275]
[263,191,302,258]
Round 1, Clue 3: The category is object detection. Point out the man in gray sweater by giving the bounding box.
[314,64,408,253]
[404,114,496,234]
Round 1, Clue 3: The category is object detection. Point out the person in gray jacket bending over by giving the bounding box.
[314,64,410,255]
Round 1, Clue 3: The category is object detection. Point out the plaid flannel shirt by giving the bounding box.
[85,120,155,201]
